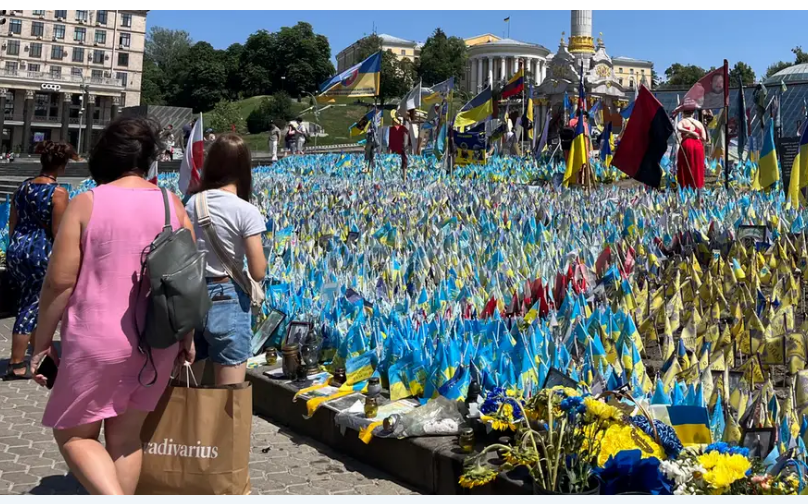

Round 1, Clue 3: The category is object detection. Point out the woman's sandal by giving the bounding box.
[2,362,31,381]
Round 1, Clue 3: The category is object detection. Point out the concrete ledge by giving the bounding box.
[247,366,531,495]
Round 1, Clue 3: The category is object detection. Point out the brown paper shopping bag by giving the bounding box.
[137,380,253,495]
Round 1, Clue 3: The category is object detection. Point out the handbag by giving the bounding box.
[195,191,265,311]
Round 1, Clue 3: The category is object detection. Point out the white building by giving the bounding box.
[464,34,550,93]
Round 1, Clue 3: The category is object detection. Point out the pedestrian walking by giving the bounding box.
[268,120,281,162]
[294,117,308,154]
[285,119,299,154]
[185,134,267,386]
[389,114,409,183]
[3,141,75,380]
[30,116,196,495]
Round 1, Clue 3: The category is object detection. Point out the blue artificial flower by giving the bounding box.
[631,415,683,459]
[594,450,673,495]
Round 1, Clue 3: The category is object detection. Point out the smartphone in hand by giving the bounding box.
[36,355,58,390]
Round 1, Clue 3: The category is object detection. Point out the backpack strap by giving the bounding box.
[159,186,172,232]
[196,191,251,295]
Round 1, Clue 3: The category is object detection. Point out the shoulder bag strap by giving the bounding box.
[196,192,252,296]
[159,186,172,232]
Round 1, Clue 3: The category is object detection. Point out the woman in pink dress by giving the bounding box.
[676,106,707,189]
[30,116,196,495]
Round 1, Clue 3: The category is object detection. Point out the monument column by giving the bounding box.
[500,57,506,82]
[22,90,34,154]
[476,58,483,92]
[513,57,519,75]
[487,57,493,87]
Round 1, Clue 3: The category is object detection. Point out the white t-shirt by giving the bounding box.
[185,189,265,278]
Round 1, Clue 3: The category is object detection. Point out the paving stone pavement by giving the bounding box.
[0,318,417,495]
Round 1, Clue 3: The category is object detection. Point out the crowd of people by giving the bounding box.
[1,117,265,494]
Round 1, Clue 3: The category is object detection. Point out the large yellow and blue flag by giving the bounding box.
[758,118,780,189]
[423,77,454,105]
[349,108,381,137]
[787,116,808,208]
[601,121,613,167]
[653,405,712,446]
[563,109,587,186]
[317,51,381,104]
[454,85,492,131]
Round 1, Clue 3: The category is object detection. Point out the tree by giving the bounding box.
[145,27,192,73]
[767,61,791,78]
[246,92,294,134]
[239,30,275,97]
[208,100,246,133]
[223,43,244,100]
[793,46,808,64]
[729,61,756,86]
[171,42,227,112]
[268,22,334,96]
[354,34,415,104]
[140,55,166,105]
[651,69,661,88]
[417,28,468,85]
[662,63,707,87]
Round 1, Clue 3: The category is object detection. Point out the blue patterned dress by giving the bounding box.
[6,180,57,335]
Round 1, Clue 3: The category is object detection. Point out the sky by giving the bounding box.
[148,10,806,80]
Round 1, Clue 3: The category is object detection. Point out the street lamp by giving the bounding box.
[76,83,89,154]
[302,91,320,148]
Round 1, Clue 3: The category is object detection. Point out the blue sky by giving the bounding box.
[148,10,805,80]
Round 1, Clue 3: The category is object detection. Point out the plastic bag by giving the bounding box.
[377,396,464,439]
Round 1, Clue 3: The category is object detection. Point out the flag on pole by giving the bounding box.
[454,86,492,131]
[535,111,551,156]
[758,118,780,189]
[787,117,808,207]
[422,77,454,105]
[672,66,729,114]
[612,85,673,188]
[737,75,749,160]
[349,108,382,137]
[147,160,158,185]
[398,80,422,118]
[317,51,381,104]
[178,113,203,195]
[600,122,613,167]
[501,69,525,100]
[526,84,534,141]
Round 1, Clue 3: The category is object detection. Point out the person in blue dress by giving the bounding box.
[3,141,76,380]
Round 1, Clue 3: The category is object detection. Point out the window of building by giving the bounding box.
[119,32,130,47]
[53,24,65,39]
[32,10,45,16]
[35,92,49,117]
[74,27,86,42]
[28,63,40,73]
[5,62,18,74]
[629,80,635,89]
[3,91,14,117]
[96,10,108,24]
[76,10,88,22]
[31,21,44,37]
[92,49,104,64]
[95,29,106,44]
[400,49,405,55]
[641,69,646,74]
[71,67,82,78]
[6,40,20,56]
[50,66,62,79]
[54,10,67,19]
[121,13,132,27]
[630,68,634,75]
[618,67,623,73]
[9,19,22,34]
[72,47,84,62]
[117,52,129,67]
[51,45,65,59]
[116,71,128,86]
[29,42,42,58]
[91,69,103,82]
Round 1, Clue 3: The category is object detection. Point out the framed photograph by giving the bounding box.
[737,225,768,247]
[542,368,578,390]
[284,321,313,348]
[251,308,286,356]
[741,427,775,459]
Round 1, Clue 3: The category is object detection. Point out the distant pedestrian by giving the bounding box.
[389,115,409,183]
[294,117,307,154]
[31,116,196,495]
[3,141,76,381]
[285,119,299,154]
[268,121,280,162]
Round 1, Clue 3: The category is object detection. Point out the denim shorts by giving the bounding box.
[194,279,253,366]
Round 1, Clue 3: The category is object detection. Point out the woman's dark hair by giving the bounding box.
[35,140,77,173]
[88,116,162,184]
[196,134,252,201]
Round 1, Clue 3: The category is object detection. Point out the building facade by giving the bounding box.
[613,56,653,91]
[0,9,148,154]
[464,34,550,93]
[336,33,421,73]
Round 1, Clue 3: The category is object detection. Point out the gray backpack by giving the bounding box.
[137,187,211,385]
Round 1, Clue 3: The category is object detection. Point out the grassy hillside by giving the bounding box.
[204,94,467,153]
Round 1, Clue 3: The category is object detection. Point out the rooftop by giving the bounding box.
[378,33,420,47]
[613,56,654,66]
[764,62,808,85]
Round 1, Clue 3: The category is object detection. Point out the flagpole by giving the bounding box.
[723,60,730,189]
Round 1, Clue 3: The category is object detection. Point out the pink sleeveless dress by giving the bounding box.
[43,185,180,430]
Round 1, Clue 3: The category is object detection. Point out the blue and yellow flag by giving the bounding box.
[455,85,492,131]
[527,85,534,142]
[666,405,712,446]
[787,115,808,208]
[317,51,381,104]
[600,122,613,167]
[758,118,780,189]
[349,108,381,137]
[423,77,454,105]
[563,109,587,186]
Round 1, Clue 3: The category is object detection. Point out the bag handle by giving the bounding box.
[196,191,253,296]
[159,186,172,232]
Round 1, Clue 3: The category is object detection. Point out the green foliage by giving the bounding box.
[145,27,192,76]
[767,61,791,78]
[140,55,166,105]
[246,92,294,134]
[765,47,808,79]
[207,100,246,134]
[729,61,756,86]
[223,43,244,100]
[353,34,415,105]
[793,46,808,64]
[417,28,468,85]
[171,42,227,112]
[651,69,661,88]
[662,63,707,87]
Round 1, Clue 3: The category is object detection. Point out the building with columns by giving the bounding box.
[464,35,550,93]
[0,9,148,154]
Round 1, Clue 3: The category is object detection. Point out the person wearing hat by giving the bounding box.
[676,104,707,189]
[388,111,409,183]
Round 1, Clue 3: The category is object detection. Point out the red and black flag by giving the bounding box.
[612,85,673,188]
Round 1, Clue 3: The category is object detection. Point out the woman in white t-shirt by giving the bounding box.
[185,134,267,385]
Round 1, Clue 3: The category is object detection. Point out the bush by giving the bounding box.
[246,92,295,134]
[208,100,246,134]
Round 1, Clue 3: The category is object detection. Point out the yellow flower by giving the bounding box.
[697,452,750,492]
[583,397,622,424]
[459,465,498,489]
[596,424,666,467]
